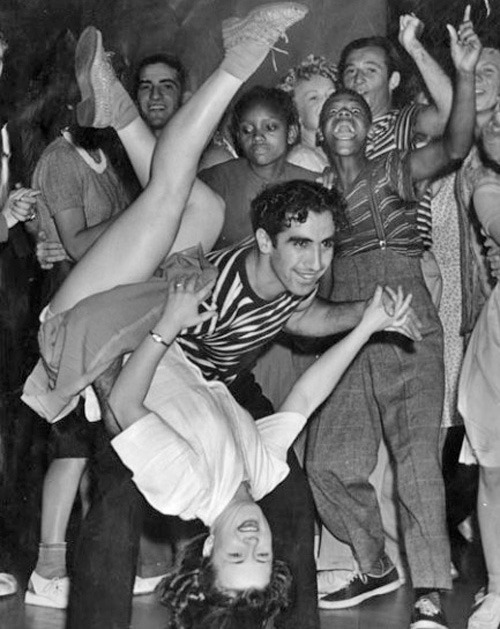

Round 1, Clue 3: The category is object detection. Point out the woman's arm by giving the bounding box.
[54,207,118,261]
[279,286,412,418]
[108,275,216,430]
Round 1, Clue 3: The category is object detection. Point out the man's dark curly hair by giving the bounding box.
[157,534,292,629]
[250,179,346,245]
[231,86,299,155]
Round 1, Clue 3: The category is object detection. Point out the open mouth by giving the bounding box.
[332,121,356,139]
[238,520,259,532]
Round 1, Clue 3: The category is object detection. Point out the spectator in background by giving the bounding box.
[278,53,337,171]
[315,13,457,597]
[0,28,39,600]
[134,53,187,138]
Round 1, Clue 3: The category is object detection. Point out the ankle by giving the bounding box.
[111,82,138,131]
[366,552,394,577]
[34,543,67,580]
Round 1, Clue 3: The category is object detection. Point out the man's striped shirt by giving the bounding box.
[178,238,316,385]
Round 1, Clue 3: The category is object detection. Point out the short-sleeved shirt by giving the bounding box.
[198,158,318,248]
[178,239,317,384]
[112,342,307,525]
[334,150,423,257]
[32,136,130,249]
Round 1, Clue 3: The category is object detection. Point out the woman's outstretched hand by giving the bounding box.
[361,285,417,338]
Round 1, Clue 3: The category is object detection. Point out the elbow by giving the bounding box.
[64,239,86,262]
[444,141,472,165]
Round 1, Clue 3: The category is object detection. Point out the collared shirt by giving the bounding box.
[112,342,307,525]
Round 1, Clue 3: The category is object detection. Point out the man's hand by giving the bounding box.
[398,13,424,54]
[381,286,423,341]
[447,5,482,74]
[2,186,40,228]
[36,231,70,270]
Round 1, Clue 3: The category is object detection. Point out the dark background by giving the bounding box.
[2,0,499,117]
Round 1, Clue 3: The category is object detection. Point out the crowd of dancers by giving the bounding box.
[0,3,500,629]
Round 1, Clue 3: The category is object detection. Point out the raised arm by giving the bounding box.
[408,10,481,183]
[398,13,452,137]
[280,286,412,417]
[108,275,216,429]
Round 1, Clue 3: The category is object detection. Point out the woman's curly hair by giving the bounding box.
[277,54,338,95]
[157,534,292,629]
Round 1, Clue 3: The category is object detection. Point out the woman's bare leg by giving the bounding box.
[50,5,308,315]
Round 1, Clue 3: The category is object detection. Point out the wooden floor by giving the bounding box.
[0,572,483,629]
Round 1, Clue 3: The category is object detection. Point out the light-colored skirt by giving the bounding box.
[459,284,500,467]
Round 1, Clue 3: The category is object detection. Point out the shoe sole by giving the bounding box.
[223,2,308,45]
[25,590,68,609]
[410,620,448,629]
[318,578,402,610]
[75,26,99,127]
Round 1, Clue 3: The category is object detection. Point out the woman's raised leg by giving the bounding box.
[51,3,308,315]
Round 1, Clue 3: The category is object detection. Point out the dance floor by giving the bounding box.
[0,574,482,629]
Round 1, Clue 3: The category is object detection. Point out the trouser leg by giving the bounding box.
[306,348,384,573]
[373,289,450,590]
[67,426,145,629]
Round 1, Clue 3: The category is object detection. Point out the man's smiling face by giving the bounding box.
[136,62,182,132]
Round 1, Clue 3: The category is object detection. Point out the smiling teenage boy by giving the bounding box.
[306,14,481,629]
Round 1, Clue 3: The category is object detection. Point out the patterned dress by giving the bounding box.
[431,174,464,427]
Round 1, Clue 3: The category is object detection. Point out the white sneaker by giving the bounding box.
[0,573,17,597]
[24,571,69,609]
[133,574,166,596]
[468,593,500,629]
